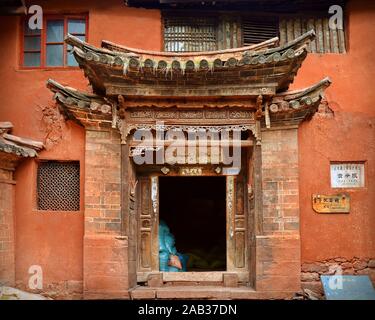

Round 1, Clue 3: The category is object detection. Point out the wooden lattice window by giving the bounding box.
[241,16,279,46]
[37,161,80,211]
[279,16,346,53]
[163,15,217,52]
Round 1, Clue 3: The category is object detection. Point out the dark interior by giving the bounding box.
[159,176,226,271]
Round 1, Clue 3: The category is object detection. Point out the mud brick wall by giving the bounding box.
[261,128,299,233]
[85,129,122,234]
[254,128,301,295]
[83,128,129,299]
[0,168,15,286]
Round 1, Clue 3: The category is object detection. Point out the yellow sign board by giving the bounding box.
[312,193,350,213]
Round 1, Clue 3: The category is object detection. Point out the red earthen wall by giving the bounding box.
[0,0,374,295]
[0,0,161,297]
[295,0,375,262]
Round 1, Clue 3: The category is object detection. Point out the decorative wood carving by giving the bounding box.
[127,108,255,122]
[137,177,158,273]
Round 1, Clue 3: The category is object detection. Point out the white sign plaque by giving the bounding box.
[330,163,365,188]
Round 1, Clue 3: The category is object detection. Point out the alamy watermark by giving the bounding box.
[27,5,43,30]
[329,5,344,30]
[131,122,243,169]
[28,265,43,290]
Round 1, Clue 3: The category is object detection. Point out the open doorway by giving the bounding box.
[159,176,226,272]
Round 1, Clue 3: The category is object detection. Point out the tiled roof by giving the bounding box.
[66,30,315,97]
[0,122,44,158]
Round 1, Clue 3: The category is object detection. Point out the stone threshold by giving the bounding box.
[129,285,294,300]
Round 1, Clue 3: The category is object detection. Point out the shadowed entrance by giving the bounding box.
[159,176,226,271]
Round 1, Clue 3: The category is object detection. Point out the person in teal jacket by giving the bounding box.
[159,220,188,272]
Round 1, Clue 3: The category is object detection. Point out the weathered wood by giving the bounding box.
[127,144,138,289]
[279,19,287,46]
[137,271,249,282]
[150,176,159,272]
[147,273,163,287]
[223,273,239,287]
[129,140,254,148]
[235,231,245,268]
[337,26,346,53]
[323,18,331,53]
[226,20,232,49]
[286,19,294,42]
[293,18,301,39]
[330,24,340,53]
[217,18,224,50]
[236,17,242,48]
[315,18,324,53]
[137,176,158,274]
[307,18,316,53]
[301,18,307,35]
[226,175,236,271]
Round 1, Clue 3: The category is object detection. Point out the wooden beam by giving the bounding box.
[129,139,254,148]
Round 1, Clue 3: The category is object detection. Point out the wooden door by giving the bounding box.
[227,175,248,272]
[137,176,159,276]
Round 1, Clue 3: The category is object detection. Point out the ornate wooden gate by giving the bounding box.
[136,169,249,283]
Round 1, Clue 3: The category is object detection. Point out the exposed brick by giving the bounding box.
[301,281,324,295]
[301,272,320,282]
[284,221,299,231]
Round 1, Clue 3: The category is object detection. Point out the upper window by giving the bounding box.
[279,16,346,53]
[162,12,346,54]
[22,15,87,68]
[163,15,217,52]
[242,16,279,46]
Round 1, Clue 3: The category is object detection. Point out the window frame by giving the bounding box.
[20,14,88,69]
[34,159,82,213]
[162,11,219,53]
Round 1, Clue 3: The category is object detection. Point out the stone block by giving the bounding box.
[368,260,375,268]
[301,262,328,274]
[353,260,368,270]
[301,272,320,282]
